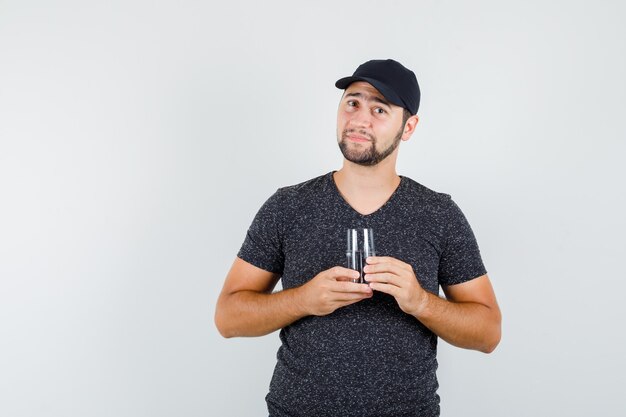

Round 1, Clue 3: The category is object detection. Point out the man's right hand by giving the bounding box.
[298,266,373,316]
[216,259,372,338]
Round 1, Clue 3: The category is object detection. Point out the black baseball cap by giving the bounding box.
[335,59,420,115]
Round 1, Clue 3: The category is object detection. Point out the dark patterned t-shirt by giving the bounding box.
[238,172,487,417]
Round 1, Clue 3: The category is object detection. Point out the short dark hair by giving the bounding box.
[402,108,411,128]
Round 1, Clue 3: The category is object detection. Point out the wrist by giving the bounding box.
[411,289,432,319]
[289,285,311,318]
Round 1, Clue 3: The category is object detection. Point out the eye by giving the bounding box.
[347,100,357,107]
[374,107,386,114]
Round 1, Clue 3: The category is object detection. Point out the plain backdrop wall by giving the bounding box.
[1,1,625,416]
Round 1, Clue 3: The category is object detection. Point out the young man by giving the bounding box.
[215,59,501,417]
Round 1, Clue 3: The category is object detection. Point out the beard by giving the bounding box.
[338,126,404,166]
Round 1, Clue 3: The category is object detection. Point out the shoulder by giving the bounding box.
[398,176,474,229]
[400,176,455,211]
[277,172,331,195]
[272,172,333,203]
[261,172,332,215]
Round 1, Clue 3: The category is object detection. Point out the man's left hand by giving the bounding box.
[363,256,429,317]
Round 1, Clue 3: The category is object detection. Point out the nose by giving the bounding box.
[348,107,372,129]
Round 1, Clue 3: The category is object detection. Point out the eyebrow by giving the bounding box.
[344,92,391,108]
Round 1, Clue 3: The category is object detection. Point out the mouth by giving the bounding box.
[343,130,373,143]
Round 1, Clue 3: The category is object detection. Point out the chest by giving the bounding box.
[279,207,447,294]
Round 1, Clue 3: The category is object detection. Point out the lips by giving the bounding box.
[343,130,373,143]
[347,135,369,143]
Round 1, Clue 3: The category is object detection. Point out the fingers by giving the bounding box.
[367,281,401,297]
[323,266,372,293]
[311,283,372,316]
[332,291,373,302]
[363,261,408,286]
[364,256,411,273]
[334,280,373,294]
[306,260,423,317]
[364,272,401,286]
[361,257,425,316]
[303,266,373,316]
[326,266,361,282]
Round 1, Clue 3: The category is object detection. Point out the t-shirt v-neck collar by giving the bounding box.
[328,171,405,218]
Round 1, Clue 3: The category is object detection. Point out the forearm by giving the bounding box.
[216,264,372,338]
[215,287,308,338]
[415,292,501,353]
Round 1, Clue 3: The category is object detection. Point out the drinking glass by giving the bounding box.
[363,228,375,259]
[346,228,375,283]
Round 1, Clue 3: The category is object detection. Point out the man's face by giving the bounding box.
[336,81,407,166]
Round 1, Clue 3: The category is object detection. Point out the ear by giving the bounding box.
[401,115,419,141]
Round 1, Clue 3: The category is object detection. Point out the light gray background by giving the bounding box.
[1,1,625,416]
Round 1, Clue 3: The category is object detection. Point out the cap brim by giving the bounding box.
[335,76,406,111]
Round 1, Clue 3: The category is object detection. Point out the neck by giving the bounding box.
[333,154,400,195]
[332,157,401,216]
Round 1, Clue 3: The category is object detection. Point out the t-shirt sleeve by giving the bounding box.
[438,198,487,286]
[237,190,286,274]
